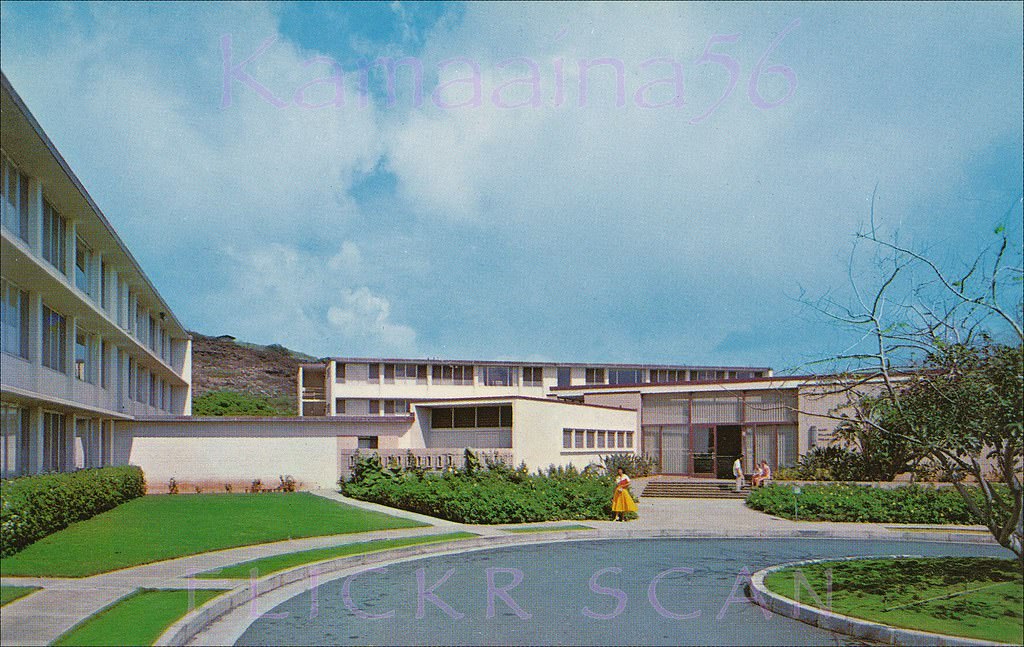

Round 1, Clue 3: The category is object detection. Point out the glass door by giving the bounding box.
[691,426,715,476]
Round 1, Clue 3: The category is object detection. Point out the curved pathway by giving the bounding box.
[0,491,997,646]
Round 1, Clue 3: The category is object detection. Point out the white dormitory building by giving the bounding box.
[1,73,192,479]
[1,71,852,490]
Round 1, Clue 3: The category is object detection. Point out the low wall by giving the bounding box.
[121,417,412,492]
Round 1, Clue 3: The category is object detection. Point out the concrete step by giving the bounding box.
[641,480,750,499]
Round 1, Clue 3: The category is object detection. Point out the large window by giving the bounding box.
[608,368,644,385]
[75,237,92,294]
[1,403,31,478]
[335,363,346,383]
[383,363,425,382]
[431,364,474,385]
[1,278,29,358]
[42,201,67,273]
[430,405,512,429]
[557,367,571,387]
[563,428,634,450]
[43,411,68,472]
[1,154,30,241]
[41,304,67,373]
[650,369,686,383]
[75,329,94,382]
[585,368,605,384]
[522,366,544,386]
[368,363,379,380]
[382,399,410,415]
[483,366,514,386]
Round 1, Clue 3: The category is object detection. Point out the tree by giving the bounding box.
[813,193,1023,562]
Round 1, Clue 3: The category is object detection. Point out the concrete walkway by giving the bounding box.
[0,491,997,646]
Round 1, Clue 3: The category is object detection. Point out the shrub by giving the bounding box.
[746,482,986,524]
[0,466,146,556]
[601,453,658,477]
[192,390,294,417]
[341,456,636,524]
[779,446,867,481]
[279,475,296,492]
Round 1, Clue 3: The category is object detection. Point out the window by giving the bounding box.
[563,429,572,449]
[384,363,395,381]
[368,363,379,380]
[335,363,346,383]
[42,201,67,273]
[484,366,513,386]
[608,369,644,385]
[1,155,30,241]
[557,367,571,387]
[586,430,595,448]
[431,364,474,385]
[574,429,584,448]
[383,399,409,415]
[694,370,717,381]
[42,411,68,472]
[650,369,686,383]
[585,368,605,384]
[149,317,157,351]
[626,432,634,448]
[1,278,29,358]
[430,405,512,429]
[597,431,606,448]
[368,399,380,415]
[357,436,378,449]
[75,329,94,382]
[335,398,346,414]
[1,403,31,478]
[522,366,544,386]
[75,238,92,294]
[149,372,157,406]
[41,304,66,373]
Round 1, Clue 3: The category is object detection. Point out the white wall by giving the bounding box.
[511,399,637,471]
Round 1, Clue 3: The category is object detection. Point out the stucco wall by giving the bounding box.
[511,399,637,471]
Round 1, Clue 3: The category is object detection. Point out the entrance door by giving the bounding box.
[691,426,715,476]
[715,425,742,479]
[660,425,688,474]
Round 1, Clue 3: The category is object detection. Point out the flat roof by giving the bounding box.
[324,357,771,371]
[408,395,637,412]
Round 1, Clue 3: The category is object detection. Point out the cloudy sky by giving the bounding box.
[2,2,1021,370]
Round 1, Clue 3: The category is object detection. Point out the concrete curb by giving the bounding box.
[158,530,1002,646]
[749,556,1014,647]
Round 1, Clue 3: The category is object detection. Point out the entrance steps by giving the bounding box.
[641,478,749,499]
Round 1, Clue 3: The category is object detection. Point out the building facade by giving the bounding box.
[1,72,192,479]
[299,358,772,417]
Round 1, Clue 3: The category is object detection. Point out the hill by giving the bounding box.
[189,332,318,416]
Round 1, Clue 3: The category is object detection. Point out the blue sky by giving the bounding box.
[1,1,1021,370]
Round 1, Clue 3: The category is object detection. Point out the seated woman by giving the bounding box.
[753,460,772,487]
[751,462,765,488]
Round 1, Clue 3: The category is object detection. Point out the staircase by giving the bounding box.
[641,478,749,499]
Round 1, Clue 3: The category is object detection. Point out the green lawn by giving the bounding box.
[53,589,225,646]
[0,585,39,606]
[764,557,1023,644]
[1,493,424,577]
[505,524,594,533]
[198,531,477,579]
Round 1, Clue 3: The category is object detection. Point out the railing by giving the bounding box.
[301,387,325,401]
[338,448,514,480]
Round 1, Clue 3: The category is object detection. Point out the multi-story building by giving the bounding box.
[299,358,772,417]
[1,72,192,478]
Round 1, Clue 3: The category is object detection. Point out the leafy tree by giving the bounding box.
[811,195,1023,562]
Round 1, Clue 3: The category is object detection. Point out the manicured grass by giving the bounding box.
[764,557,1023,644]
[505,524,594,533]
[0,493,424,577]
[53,588,225,646]
[0,585,39,606]
[198,531,477,579]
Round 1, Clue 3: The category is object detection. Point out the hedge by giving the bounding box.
[746,482,986,524]
[341,455,635,524]
[1,466,146,556]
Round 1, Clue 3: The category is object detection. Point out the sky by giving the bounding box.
[1,1,1021,371]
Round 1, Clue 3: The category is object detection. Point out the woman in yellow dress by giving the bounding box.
[611,468,638,521]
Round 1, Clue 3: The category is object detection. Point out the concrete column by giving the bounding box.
[65,219,77,283]
[26,176,43,253]
[27,291,42,366]
[297,366,304,417]
[327,361,336,416]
